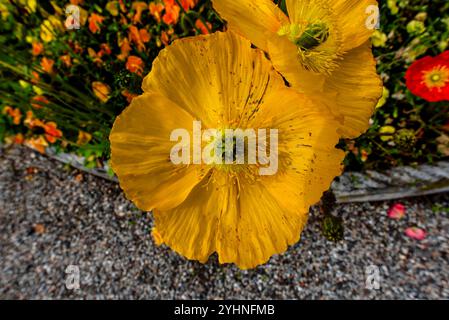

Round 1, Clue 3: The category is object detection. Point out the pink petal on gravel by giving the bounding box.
[405,227,427,240]
[388,203,406,219]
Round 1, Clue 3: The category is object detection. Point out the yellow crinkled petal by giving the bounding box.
[110,93,209,212]
[226,90,344,269]
[143,31,285,128]
[155,169,334,270]
[266,34,327,93]
[153,172,225,265]
[329,0,379,51]
[154,88,344,269]
[321,42,383,138]
[286,0,334,27]
[217,177,304,269]
[250,88,345,215]
[211,0,288,52]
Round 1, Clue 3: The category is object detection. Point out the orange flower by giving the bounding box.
[180,0,197,11]
[31,71,40,84]
[11,110,22,125]
[88,13,105,33]
[43,122,63,143]
[24,111,45,129]
[162,1,180,25]
[32,42,44,56]
[2,106,12,114]
[117,37,132,61]
[162,0,196,11]
[31,95,50,109]
[121,89,138,103]
[92,81,111,103]
[129,26,150,52]
[14,133,25,144]
[70,0,84,4]
[26,136,48,154]
[360,149,369,162]
[126,55,144,75]
[119,13,129,25]
[88,47,103,65]
[41,57,54,74]
[131,2,148,24]
[119,0,127,13]
[139,29,151,42]
[195,19,211,34]
[59,54,72,68]
[3,106,22,125]
[98,43,112,57]
[70,41,84,54]
[24,111,35,126]
[87,44,112,65]
[149,2,164,22]
[160,30,170,46]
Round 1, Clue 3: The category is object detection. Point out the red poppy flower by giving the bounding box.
[405,51,449,102]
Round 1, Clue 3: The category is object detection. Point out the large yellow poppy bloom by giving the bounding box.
[212,0,383,138]
[110,31,345,269]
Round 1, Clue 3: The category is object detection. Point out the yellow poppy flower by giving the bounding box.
[0,3,10,20]
[40,16,64,43]
[18,0,36,13]
[110,31,344,269]
[212,0,383,138]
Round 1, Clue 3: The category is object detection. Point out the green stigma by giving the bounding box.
[220,134,238,162]
[279,22,330,51]
[296,22,330,50]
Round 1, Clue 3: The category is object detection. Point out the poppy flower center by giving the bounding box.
[277,20,341,75]
[190,126,278,176]
[297,23,330,51]
[431,74,441,82]
[423,66,449,89]
[219,133,238,163]
[279,22,330,51]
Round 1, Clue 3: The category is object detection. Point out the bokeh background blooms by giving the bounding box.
[0,0,448,172]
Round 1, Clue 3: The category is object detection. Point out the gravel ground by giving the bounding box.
[0,145,448,299]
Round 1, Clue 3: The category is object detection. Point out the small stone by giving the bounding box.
[74,173,84,182]
[115,204,127,218]
[33,224,45,235]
